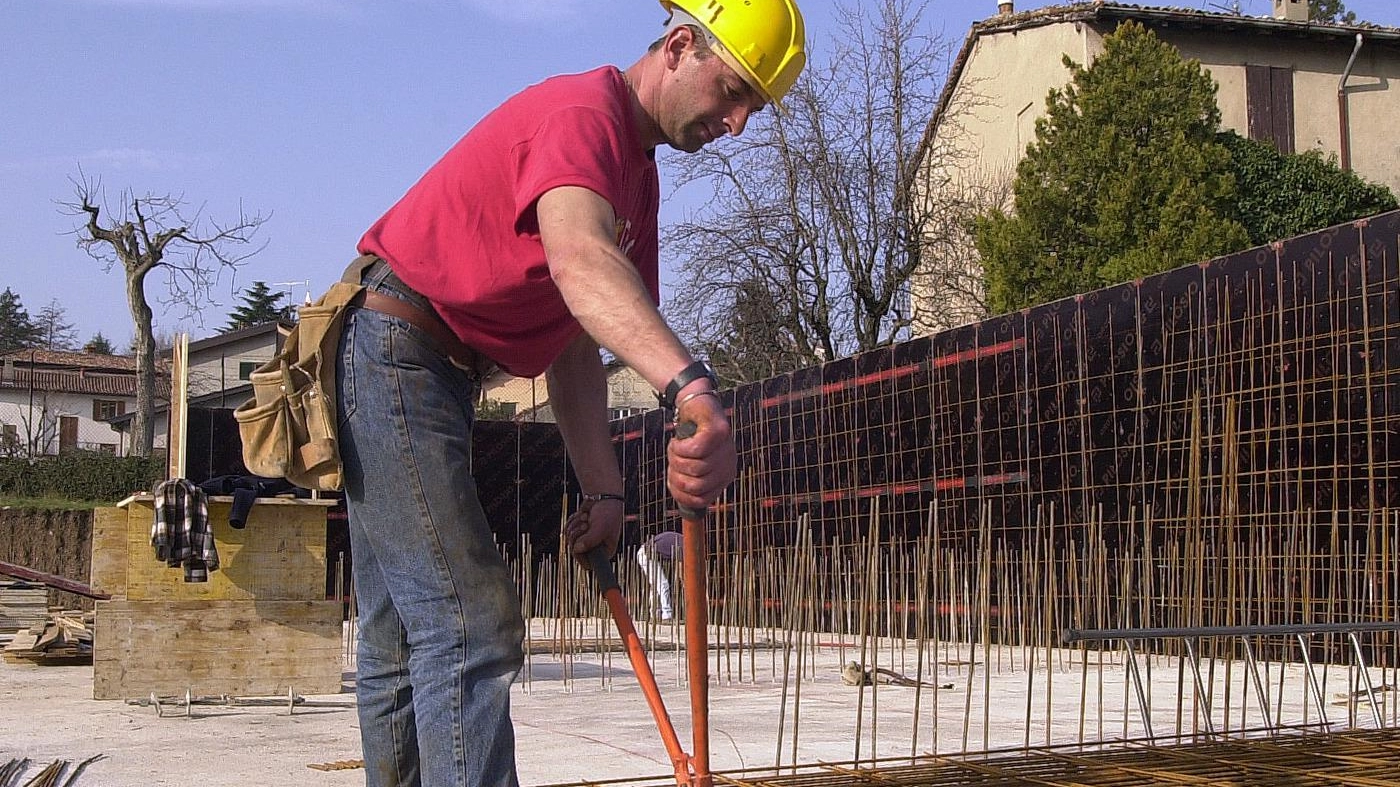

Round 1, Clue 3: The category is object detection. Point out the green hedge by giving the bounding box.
[0,452,166,504]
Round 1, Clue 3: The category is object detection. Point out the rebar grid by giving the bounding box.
[534,728,1400,787]
[397,217,1400,779]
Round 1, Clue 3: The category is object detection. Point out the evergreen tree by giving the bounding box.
[33,300,78,351]
[974,22,1249,313]
[226,281,295,330]
[1220,131,1397,245]
[0,288,41,353]
[83,332,116,355]
[1310,0,1357,23]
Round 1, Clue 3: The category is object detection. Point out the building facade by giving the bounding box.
[912,1,1400,334]
[0,350,148,456]
[480,361,658,423]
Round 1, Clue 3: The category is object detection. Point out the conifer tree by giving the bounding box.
[974,21,1249,313]
[1310,0,1357,24]
[33,300,78,351]
[0,289,41,353]
[83,332,116,355]
[226,281,295,331]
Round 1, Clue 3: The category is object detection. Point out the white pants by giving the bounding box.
[635,547,674,619]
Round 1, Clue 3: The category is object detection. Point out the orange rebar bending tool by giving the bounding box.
[587,422,711,787]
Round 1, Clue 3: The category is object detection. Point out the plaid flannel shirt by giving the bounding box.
[151,478,218,582]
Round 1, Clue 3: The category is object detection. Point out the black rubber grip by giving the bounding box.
[587,546,620,593]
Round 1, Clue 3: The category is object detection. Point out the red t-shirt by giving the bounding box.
[359,66,660,378]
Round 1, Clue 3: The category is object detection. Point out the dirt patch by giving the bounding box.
[0,508,93,610]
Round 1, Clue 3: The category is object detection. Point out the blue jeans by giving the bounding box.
[337,262,525,787]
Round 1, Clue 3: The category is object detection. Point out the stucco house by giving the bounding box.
[0,349,159,456]
[107,320,291,455]
[479,361,657,423]
[912,0,1400,334]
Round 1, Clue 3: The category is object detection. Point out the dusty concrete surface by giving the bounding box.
[1,620,1391,786]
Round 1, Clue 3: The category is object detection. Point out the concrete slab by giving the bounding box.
[1,619,1390,785]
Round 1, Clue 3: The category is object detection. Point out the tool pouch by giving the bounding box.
[234,278,364,491]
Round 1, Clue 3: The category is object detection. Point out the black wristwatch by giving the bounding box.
[656,360,717,411]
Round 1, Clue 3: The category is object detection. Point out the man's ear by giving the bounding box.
[661,24,696,70]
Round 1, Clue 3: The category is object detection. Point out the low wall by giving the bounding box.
[0,507,94,610]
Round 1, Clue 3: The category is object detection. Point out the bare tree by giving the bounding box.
[664,0,955,383]
[908,164,1012,335]
[4,393,61,458]
[33,300,79,352]
[63,177,268,457]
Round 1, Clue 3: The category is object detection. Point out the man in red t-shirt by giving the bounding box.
[336,2,806,786]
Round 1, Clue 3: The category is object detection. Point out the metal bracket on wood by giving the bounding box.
[147,689,194,718]
[128,687,315,719]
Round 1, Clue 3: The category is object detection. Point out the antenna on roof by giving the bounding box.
[1205,0,1243,14]
[271,280,313,308]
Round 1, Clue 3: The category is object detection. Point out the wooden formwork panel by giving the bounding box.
[88,505,128,599]
[92,599,342,700]
[111,496,332,602]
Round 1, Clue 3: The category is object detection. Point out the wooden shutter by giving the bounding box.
[1245,64,1295,154]
[59,416,77,452]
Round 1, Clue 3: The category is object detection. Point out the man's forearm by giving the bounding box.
[547,334,624,496]
[538,186,699,393]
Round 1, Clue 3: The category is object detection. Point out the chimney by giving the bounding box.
[998,1,1014,15]
[1273,0,1307,22]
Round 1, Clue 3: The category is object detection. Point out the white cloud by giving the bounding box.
[0,148,213,176]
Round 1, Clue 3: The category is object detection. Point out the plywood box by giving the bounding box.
[112,495,333,602]
[93,599,343,699]
[91,495,342,700]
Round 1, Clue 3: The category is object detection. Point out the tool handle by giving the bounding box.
[671,418,712,787]
[589,547,694,786]
[586,546,620,593]
[672,420,707,520]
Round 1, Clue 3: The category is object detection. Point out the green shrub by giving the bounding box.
[0,451,165,504]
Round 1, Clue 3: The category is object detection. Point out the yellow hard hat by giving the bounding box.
[659,0,807,108]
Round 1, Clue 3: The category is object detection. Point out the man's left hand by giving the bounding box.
[566,498,624,559]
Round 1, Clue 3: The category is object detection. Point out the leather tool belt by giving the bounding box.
[343,254,499,381]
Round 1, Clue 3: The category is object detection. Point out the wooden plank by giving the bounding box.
[121,498,329,601]
[1270,65,1295,154]
[89,506,128,600]
[1245,63,1271,143]
[0,584,47,632]
[167,334,189,480]
[92,599,343,699]
[0,560,110,600]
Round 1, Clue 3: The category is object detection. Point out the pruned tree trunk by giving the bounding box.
[64,178,266,458]
[126,267,157,457]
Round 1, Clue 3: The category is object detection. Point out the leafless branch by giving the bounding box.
[58,172,269,456]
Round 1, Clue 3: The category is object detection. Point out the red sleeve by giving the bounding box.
[511,106,630,236]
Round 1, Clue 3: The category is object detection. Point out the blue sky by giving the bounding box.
[5,0,1399,348]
